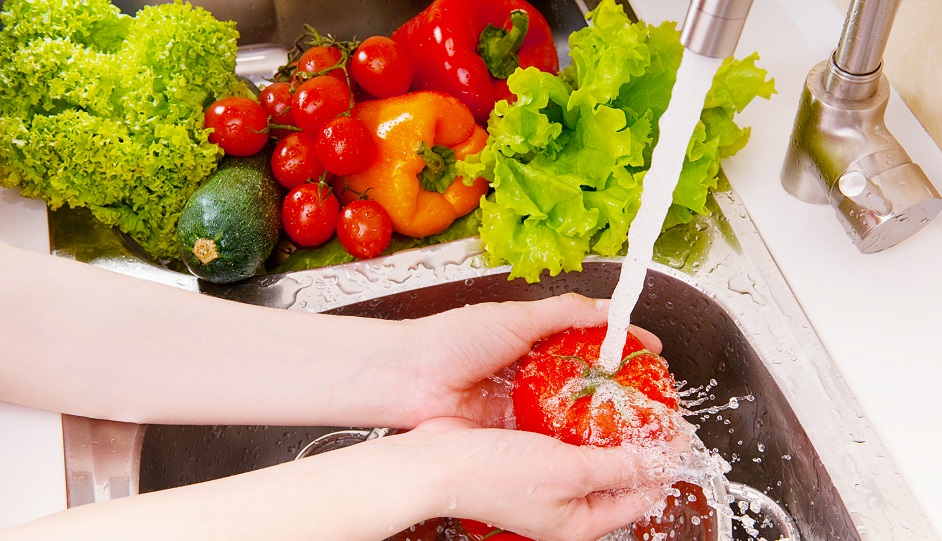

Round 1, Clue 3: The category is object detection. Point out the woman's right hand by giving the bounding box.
[377,417,690,541]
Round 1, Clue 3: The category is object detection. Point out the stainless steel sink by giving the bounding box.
[55,0,937,540]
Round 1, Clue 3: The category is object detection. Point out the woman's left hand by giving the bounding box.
[391,293,662,429]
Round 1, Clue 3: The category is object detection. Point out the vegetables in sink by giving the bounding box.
[0,0,773,286]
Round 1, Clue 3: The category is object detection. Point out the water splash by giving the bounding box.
[599,48,725,371]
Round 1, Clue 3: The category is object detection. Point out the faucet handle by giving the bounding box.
[782,57,942,253]
[834,155,942,253]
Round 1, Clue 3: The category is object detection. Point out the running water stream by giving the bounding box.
[597,48,725,371]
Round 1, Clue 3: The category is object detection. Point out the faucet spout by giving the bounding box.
[680,0,754,58]
[781,0,942,253]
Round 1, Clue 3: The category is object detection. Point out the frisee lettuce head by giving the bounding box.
[0,0,249,260]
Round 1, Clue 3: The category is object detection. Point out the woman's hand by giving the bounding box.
[3,415,686,541]
[391,293,662,429]
[381,417,685,541]
[3,237,661,431]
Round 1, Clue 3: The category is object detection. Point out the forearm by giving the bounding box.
[0,420,682,541]
[0,241,420,426]
[0,436,443,541]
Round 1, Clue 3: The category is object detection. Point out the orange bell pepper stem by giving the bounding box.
[342,91,489,238]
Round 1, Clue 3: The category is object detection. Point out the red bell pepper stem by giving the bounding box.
[478,9,530,79]
[392,0,559,125]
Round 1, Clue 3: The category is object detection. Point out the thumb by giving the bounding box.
[456,294,663,355]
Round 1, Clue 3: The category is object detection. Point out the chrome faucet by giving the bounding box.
[679,0,753,58]
[781,0,942,253]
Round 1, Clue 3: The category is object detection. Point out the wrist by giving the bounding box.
[335,432,452,536]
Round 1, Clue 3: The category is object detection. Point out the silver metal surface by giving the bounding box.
[781,0,942,253]
[833,0,900,77]
[61,415,145,507]
[680,0,753,58]
[727,482,802,541]
[294,428,393,460]
[53,0,938,539]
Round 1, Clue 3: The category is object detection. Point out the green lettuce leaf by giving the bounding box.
[463,0,775,282]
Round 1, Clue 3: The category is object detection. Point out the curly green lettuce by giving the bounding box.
[0,0,248,259]
[460,0,776,282]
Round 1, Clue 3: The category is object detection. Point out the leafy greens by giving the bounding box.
[0,0,248,260]
[460,0,776,282]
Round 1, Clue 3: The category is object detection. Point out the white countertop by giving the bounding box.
[2,0,940,536]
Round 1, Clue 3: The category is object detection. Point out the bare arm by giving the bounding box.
[0,419,681,541]
[0,240,660,428]
[2,239,410,426]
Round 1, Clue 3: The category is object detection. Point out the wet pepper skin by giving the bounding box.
[392,0,559,124]
[341,91,489,238]
[512,325,681,448]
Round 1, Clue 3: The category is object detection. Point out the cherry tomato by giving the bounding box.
[461,520,533,541]
[292,75,352,134]
[294,45,349,86]
[271,132,326,189]
[203,96,269,156]
[258,82,296,138]
[315,116,377,176]
[350,36,413,98]
[259,82,295,124]
[282,183,340,247]
[336,199,393,259]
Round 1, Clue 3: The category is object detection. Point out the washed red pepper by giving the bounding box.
[392,0,559,125]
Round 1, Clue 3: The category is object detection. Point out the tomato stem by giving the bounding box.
[267,122,302,133]
[274,25,361,83]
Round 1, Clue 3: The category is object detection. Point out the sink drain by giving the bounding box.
[727,482,801,541]
[294,427,393,460]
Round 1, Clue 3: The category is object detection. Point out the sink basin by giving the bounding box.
[55,0,936,540]
[60,191,928,540]
[135,258,821,541]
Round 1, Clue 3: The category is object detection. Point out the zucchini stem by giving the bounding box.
[192,238,220,265]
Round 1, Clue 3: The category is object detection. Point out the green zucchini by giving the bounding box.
[177,153,282,283]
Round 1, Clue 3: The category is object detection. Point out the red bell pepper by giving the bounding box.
[392,0,559,125]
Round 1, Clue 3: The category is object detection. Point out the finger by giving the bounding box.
[479,293,611,342]
[627,324,663,354]
[430,293,609,380]
[576,487,665,538]
[544,446,677,540]
[414,416,482,433]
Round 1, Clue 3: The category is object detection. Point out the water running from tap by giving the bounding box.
[598,49,725,371]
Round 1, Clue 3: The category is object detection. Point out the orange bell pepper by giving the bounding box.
[339,91,489,238]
